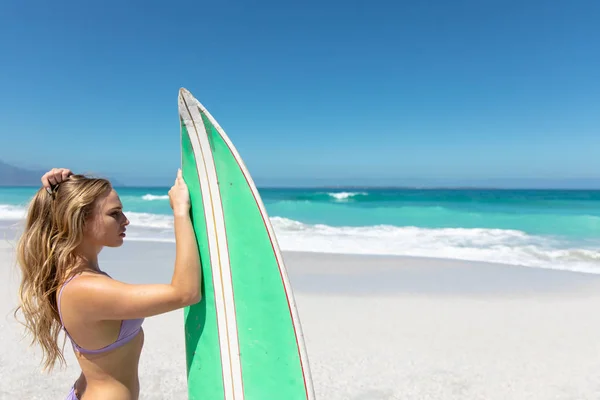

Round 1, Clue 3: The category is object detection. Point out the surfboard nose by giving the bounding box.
[179,88,194,113]
[179,88,190,99]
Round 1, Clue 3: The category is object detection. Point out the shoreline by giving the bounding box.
[2,199,600,276]
[3,233,600,281]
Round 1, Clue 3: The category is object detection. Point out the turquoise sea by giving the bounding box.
[1,187,599,273]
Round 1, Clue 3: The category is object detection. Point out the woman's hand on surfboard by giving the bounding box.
[169,169,190,216]
[41,168,73,193]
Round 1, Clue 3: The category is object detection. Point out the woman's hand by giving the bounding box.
[169,169,190,217]
[41,168,73,193]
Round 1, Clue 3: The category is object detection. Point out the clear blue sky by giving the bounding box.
[1,0,599,187]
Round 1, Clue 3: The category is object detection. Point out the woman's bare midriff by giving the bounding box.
[74,329,145,400]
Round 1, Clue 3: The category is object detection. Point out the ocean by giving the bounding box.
[1,187,599,274]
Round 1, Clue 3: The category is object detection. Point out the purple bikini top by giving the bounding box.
[57,273,144,354]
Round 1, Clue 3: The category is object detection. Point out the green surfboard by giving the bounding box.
[178,88,315,400]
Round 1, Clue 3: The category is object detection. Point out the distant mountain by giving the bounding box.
[0,160,46,186]
[0,160,124,187]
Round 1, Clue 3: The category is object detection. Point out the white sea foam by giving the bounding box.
[2,204,599,274]
[0,205,26,220]
[126,212,174,229]
[141,194,170,201]
[126,216,600,274]
[269,217,600,274]
[326,192,368,201]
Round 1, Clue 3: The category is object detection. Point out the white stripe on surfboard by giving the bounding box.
[179,92,244,400]
[183,95,245,399]
[186,91,316,399]
[179,106,234,398]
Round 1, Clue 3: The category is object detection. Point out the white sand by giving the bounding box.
[3,239,600,399]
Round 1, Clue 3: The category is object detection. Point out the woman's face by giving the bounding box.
[84,189,129,248]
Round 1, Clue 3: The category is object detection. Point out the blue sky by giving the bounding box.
[0,0,599,187]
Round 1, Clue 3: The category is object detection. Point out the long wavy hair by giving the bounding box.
[14,175,112,371]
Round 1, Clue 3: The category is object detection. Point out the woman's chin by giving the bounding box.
[106,237,125,248]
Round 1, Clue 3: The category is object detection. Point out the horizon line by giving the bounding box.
[2,184,600,191]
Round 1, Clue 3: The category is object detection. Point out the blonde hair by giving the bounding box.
[14,175,112,371]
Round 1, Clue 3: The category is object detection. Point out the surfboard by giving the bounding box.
[178,88,315,400]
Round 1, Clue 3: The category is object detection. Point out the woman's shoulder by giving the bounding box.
[60,269,112,297]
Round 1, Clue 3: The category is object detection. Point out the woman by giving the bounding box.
[15,167,201,399]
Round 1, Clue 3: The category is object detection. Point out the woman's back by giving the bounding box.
[58,272,145,399]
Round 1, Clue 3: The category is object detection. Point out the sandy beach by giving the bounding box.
[3,236,600,399]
